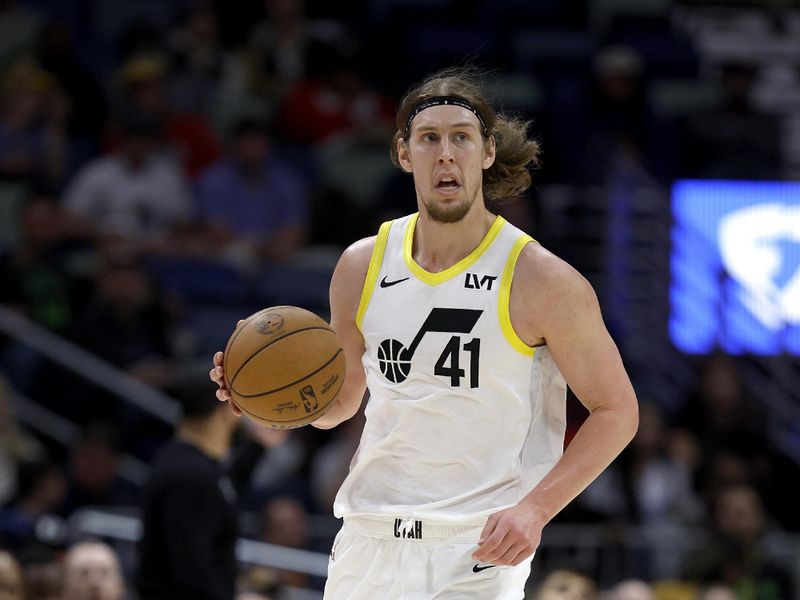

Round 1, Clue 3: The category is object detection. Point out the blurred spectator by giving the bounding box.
[607,579,655,600]
[110,52,223,179]
[60,423,138,517]
[532,568,597,600]
[0,1,42,76]
[261,497,310,589]
[677,355,766,455]
[167,1,228,116]
[278,44,394,145]
[62,540,125,600]
[0,375,44,506]
[684,483,793,600]
[137,379,286,600]
[697,584,737,600]
[680,63,780,179]
[16,543,63,600]
[0,459,65,551]
[35,21,108,144]
[227,0,353,117]
[0,548,24,600]
[237,594,273,600]
[575,45,670,184]
[236,566,281,600]
[0,57,69,186]
[63,110,192,254]
[193,117,309,263]
[672,354,797,524]
[0,190,92,335]
[70,250,177,392]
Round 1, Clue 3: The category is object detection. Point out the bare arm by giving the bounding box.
[474,243,639,566]
[210,237,373,429]
[310,237,373,429]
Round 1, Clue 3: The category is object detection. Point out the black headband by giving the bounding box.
[405,96,487,136]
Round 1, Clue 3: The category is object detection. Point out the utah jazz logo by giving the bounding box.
[378,308,482,387]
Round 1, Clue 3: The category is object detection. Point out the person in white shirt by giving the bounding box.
[64,111,191,251]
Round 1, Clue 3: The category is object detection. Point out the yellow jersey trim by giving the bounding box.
[499,233,536,356]
[356,220,392,332]
[403,213,507,285]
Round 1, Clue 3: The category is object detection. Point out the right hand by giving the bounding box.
[209,320,245,416]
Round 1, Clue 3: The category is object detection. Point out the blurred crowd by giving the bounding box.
[0,0,798,598]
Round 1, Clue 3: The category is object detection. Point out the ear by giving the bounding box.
[397,137,413,173]
[482,135,496,170]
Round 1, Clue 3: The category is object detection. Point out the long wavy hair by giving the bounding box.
[390,67,541,207]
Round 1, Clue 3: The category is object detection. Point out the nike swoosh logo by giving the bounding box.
[380,276,410,288]
[472,564,496,573]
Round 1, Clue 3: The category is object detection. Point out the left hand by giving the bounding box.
[471,503,545,566]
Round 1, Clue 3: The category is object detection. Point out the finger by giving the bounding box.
[229,398,242,416]
[508,547,532,567]
[209,367,218,383]
[472,526,507,562]
[214,351,224,367]
[236,319,245,327]
[477,514,499,546]
[480,537,516,565]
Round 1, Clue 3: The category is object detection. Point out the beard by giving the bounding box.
[422,188,478,224]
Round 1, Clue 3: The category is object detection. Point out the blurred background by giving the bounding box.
[0,0,799,598]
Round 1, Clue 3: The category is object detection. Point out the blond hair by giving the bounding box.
[390,67,541,207]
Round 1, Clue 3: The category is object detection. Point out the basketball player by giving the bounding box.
[211,67,639,599]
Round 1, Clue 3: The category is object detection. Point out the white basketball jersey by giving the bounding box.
[333,213,567,520]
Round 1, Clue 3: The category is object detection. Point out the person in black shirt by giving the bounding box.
[137,380,286,600]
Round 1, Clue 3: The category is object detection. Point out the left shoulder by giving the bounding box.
[508,241,600,344]
[515,242,597,308]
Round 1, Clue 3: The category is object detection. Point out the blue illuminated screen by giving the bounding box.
[670,180,800,355]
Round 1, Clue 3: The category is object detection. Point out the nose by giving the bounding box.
[437,138,454,163]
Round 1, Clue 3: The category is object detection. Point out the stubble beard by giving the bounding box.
[423,186,480,224]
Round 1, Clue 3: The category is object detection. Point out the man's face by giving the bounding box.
[63,544,123,600]
[0,552,24,600]
[538,571,595,600]
[398,105,495,223]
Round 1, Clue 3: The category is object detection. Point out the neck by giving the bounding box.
[176,416,231,460]
[413,200,495,273]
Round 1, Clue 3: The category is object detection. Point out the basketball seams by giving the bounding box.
[223,307,283,386]
[236,372,343,427]
[231,348,344,397]
[223,305,345,428]
[229,326,336,385]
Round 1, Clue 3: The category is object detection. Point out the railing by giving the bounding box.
[0,304,184,486]
[0,304,180,424]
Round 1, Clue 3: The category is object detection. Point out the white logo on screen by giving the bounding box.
[718,203,800,330]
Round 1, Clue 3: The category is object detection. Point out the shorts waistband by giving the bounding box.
[343,515,486,542]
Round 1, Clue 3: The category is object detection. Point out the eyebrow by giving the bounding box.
[414,122,478,133]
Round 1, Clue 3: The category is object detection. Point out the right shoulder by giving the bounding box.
[330,235,377,310]
[337,235,377,278]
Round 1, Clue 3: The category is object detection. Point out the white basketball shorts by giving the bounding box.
[323,515,532,599]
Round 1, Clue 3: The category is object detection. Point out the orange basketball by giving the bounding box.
[223,306,345,429]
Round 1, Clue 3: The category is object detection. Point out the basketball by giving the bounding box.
[223,306,345,429]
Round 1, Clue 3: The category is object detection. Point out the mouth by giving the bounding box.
[434,175,461,196]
